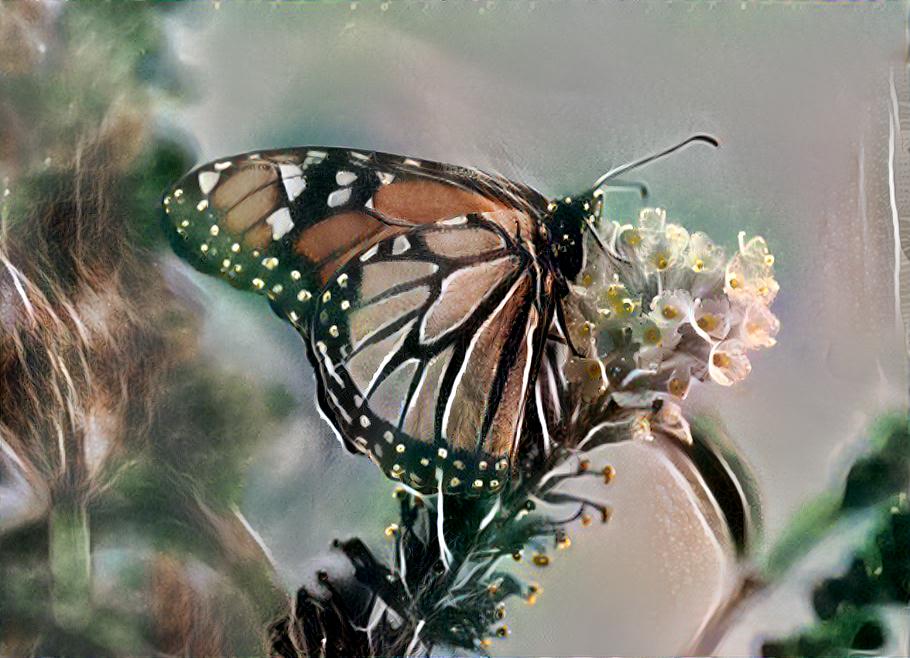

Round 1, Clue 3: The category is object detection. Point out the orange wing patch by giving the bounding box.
[373,180,505,223]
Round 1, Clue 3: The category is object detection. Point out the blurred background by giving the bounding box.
[2,1,908,656]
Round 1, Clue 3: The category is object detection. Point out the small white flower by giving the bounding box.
[724,232,779,307]
[665,223,690,252]
[725,259,779,307]
[636,344,671,371]
[639,225,689,275]
[616,209,689,275]
[565,356,608,401]
[739,302,780,349]
[638,207,667,233]
[632,317,681,350]
[649,289,693,330]
[691,297,733,341]
[652,400,693,445]
[708,339,752,386]
[738,232,773,265]
[666,366,692,399]
[686,232,726,273]
[595,281,641,327]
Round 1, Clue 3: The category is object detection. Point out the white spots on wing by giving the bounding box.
[336,170,358,186]
[359,244,380,262]
[402,158,421,167]
[198,170,220,195]
[266,207,294,240]
[196,199,209,211]
[420,256,515,343]
[440,215,468,226]
[391,235,410,255]
[279,163,306,201]
[377,171,395,185]
[279,162,303,179]
[214,161,232,171]
[369,359,420,426]
[364,196,374,209]
[346,318,416,392]
[307,149,328,160]
[328,188,352,208]
[359,260,437,300]
[350,151,370,161]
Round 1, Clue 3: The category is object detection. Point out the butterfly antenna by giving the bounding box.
[590,134,719,192]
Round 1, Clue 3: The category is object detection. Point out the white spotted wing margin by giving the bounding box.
[308,215,556,495]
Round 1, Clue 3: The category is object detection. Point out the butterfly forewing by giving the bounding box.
[161,148,546,326]
[162,147,554,494]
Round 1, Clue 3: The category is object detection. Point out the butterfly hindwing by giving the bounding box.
[310,215,552,493]
[162,147,554,494]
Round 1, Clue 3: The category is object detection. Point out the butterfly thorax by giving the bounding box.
[542,194,601,284]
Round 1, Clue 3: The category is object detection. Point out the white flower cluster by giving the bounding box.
[564,207,780,443]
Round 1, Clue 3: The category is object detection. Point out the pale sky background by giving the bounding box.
[160,2,908,654]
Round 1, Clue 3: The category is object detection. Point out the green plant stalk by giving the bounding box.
[49,499,91,630]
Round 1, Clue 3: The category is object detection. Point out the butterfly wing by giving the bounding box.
[161,147,547,329]
[162,147,554,494]
[311,215,554,493]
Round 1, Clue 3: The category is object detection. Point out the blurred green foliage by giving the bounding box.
[761,414,910,657]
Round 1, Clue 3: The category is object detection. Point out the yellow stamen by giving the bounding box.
[643,326,661,344]
[586,362,601,381]
[624,230,642,247]
[697,314,718,332]
[532,553,550,567]
[668,378,688,398]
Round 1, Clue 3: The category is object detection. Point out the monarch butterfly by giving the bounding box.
[161,135,715,495]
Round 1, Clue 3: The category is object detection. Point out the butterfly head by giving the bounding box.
[544,192,604,282]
